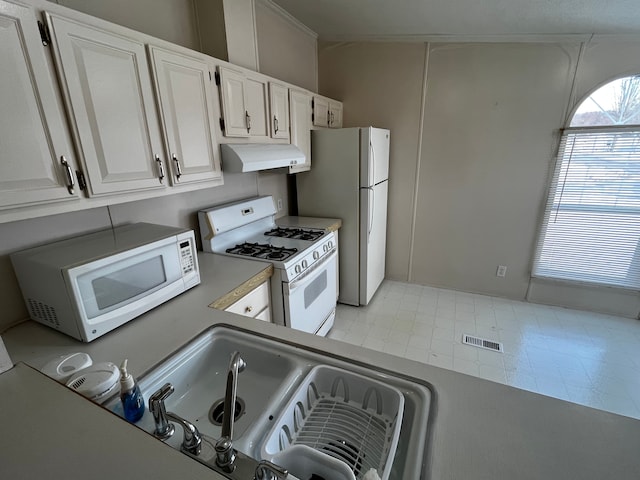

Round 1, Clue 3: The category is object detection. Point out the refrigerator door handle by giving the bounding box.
[364,186,375,244]
[369,140,375,187]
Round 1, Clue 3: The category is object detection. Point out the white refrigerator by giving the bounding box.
[297,127,390,306]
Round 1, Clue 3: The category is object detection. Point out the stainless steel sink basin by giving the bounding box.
[106,326,433,479]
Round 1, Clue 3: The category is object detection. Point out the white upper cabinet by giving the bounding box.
[329,100,343,128]
[269,82,290,140]
[0,2,79,209]
[149,47,222,186]
[217,65,269,140]
[312,95,329,128]
[244,75,269,138]
[46,13,166,196]
[313,94,343,128]
[217,66,248,137]
[289,89,312,173]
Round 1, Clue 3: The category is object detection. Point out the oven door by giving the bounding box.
[283,250,337,334]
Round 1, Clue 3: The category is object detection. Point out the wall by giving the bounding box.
[317,42,427,279]
[412,43,577,299]
[51,0,202,50]
[255,0,318,92]
[318,39,640,317]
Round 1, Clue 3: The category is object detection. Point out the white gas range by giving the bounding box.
[198,196,337,336]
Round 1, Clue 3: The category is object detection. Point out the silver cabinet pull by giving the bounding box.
[155,155,165,183]
[274,115,279,134]
[60,156,75,195]
[172,154,182,179]
[245,111,251,133]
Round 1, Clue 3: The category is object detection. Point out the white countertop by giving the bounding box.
[2,252,640,479]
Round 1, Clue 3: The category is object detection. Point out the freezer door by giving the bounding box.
[359,180,388,305]
[360,127,390,187]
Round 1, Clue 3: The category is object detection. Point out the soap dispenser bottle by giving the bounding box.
[119,359,145,423]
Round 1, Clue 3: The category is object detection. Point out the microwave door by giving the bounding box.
[68,238,184,336]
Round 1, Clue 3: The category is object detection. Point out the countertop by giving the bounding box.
[276,215,342,232]
[2,252,640,479]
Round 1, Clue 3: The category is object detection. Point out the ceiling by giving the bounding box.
[271,0,640,41]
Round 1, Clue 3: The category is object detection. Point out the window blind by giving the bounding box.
[532,126,640,290]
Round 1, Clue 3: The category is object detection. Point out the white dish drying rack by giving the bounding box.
[261,365,405,480]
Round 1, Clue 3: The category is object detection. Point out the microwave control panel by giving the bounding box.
[179,240,195,275]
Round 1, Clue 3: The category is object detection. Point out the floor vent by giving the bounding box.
[462,334,503,353]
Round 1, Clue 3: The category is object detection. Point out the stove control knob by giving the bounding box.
[323,244,328,253]
[313,251,320,260]
[295,264,302,274]
[302,260,308,269]
[328,240,334,249]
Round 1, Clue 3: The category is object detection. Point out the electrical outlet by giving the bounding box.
[496,265,507,277]
[277,198,283,211]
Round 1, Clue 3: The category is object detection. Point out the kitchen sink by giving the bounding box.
[106,326,433,479]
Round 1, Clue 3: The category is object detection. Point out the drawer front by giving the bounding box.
[254,306,271,322]
[225,281,270,317]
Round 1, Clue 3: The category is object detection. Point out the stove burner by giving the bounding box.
[226,242,298,261]
[264,227,324,241]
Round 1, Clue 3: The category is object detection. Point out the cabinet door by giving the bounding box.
[269,82,289,140]
[218,66,249,137]
[225,281,270,318]
[0,2,79,209]
[149,47,222,186]
[244,75,269,139]
[329,100,343,128]
[289,89,312,173]
[46,13,165,196]
[312,95,329,127]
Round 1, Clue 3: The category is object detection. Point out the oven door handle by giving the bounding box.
[286,249,337,292]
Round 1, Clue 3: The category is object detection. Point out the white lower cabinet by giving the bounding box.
[225,281,271,322]
[0,2,79,210]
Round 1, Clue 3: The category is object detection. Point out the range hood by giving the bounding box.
[220,144,305,172]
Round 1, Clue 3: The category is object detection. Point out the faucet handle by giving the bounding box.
[149,383,175,439]
[255,460,288,480]
[214,436,236,473]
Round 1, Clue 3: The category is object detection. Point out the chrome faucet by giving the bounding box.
[149,368,288,480]
[149,382,202,455]
[166,411,202,455]
[214,351,246,472]
[148,383,175,440]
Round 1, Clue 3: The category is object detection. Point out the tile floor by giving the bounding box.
[328,280,640,420]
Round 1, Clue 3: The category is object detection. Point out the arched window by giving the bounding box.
[532,75,640,289]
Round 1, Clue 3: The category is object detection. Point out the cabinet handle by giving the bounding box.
[245,306,253,313]
[155,155,165,183]
[172,154,182,179]
[274,116,279,134]
[60,156,75,195]
[246,111,251,133]
[330,111,334,126]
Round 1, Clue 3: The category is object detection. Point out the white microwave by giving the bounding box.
[11,223,200,342]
